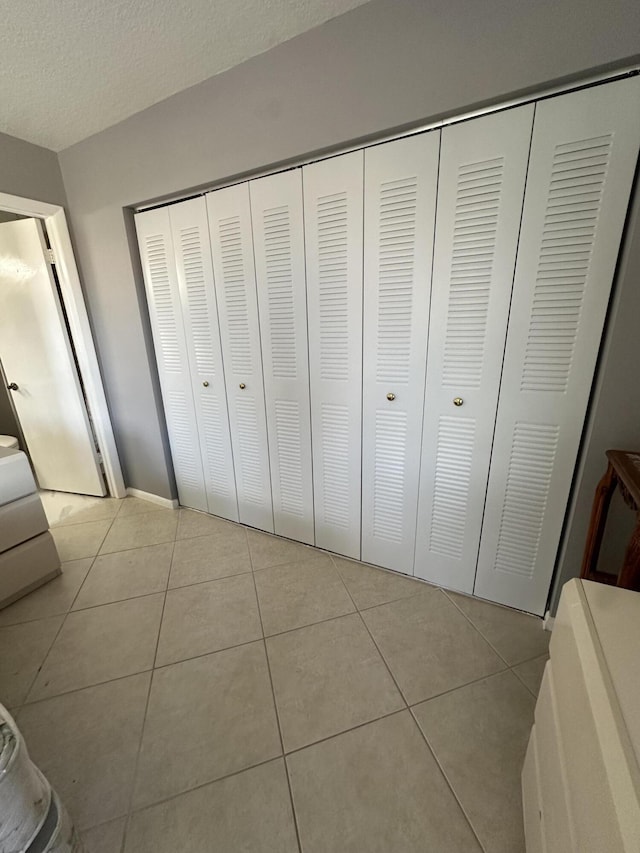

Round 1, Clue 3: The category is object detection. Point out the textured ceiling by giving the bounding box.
[0,0,370,151]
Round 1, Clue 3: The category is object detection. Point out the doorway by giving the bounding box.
[0,192,124,498]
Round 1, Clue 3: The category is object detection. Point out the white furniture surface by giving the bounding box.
[0,447,60,608]
[136,76,640,615]
[522,579,640,852]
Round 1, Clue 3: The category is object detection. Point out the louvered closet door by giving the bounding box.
[168,198,238,521]
[361,133,440,572]
[135,208,207,511]
[250,171,314,544]
[475,77,640,615]
[414,105,534,592]
[304,152,364,558]
[206,185,274,532]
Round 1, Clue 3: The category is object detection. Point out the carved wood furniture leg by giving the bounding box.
[580,462,617,581]
[617,513,640,591]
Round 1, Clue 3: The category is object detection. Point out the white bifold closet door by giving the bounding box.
[361,133,440,572]
[475,76,640,615]
[304,152,364,558]
[206,185,274,532]
[136,206,204,513]
[414,105,534,592]
[250,171,314,544]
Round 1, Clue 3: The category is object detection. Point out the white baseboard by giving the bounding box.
[543,612,555,632]
[126,488,179,510]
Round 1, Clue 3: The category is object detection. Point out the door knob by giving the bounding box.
[202,381,209,387]
[7,382,18,391]
[386,392,396,401]
[239,383,246,390]
[453,397,464,407]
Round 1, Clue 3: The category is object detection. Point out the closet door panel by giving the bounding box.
[475,77,640,615]
[135,208,207,511]
[362,133,440,572]
[169,198,238,521]
[206,185,274,532]
[304,152,364,558]
[250,171,314,544]
[414,105,534,591]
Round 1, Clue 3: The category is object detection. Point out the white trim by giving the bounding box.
[544,612,556,632]
[0,191,126,498]
[126,487,179,509]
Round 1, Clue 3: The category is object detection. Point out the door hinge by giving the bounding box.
[46,248,55,264]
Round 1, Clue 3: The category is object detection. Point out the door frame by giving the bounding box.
[0,190,126,498]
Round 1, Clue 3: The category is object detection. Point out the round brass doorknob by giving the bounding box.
[7,382,18,391]
[386,392,396,401]
[202,381,209,387]
[239,383,246,390]
[453,397,464,407]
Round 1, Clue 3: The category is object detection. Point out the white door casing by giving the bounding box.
[169,197,238,520]
[135,207,208,511]
[250,170,314,543]
[414,105,534,592]
[206,184,274,532]
[361,132,440,572]
[303,151,364,558]
[0,218,105,496]
[474,76,640,615]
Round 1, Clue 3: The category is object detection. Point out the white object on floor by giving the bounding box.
[522,579,640,852]
[0,217,105,497]
[0,435,18,449]
[0,448,35,507]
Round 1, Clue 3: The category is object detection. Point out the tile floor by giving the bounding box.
[0,492,550,853]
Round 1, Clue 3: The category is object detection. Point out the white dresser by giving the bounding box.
[522,579,640,851]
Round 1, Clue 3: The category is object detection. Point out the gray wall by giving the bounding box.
[57,0,640,505]
[550,183,640,612]
[0,134,68,446]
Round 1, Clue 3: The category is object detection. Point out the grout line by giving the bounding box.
[247,535,303,853]
[441,588,514,667]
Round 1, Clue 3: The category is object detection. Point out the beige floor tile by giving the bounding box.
[41,491,122,527]
[51,520,112,561]
[513,654,549,697]
[254,556,354,636]
[99,511,178,554]
[29,594,163,700]
[125,760,298,853]
[73,543,173,609]
[133,642,281,808]
[413,670,535,853]
[288,711,480,853]
[0,559,92,626]
[0,616,63,706]
[361,589,505,704]
[267,613,403,751]
[19,673,150,831]
[247,528,316,570]
[156,574,262,666]
[169,529,250,588]
[82,817,127,853]
[447,591,550,665]
[333,556,428,610]
[116,497,170,517]
[176,508,240,540]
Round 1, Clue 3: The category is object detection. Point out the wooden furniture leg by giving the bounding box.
[580,463,617,581]
[617,513,640,591]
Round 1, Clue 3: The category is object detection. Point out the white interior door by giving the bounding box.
[206,184,274,532]
[474,76,640,615]
[414,105,534,592]
[169,197,238,521]
[0,218,105,496]
[303,151,364,558]
[361,132,440,572]
[250,170,314,543]
[135,207,208,511]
